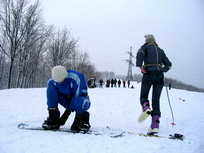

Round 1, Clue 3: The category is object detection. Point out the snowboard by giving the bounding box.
[18,123,99,135]
[17,123,125,138]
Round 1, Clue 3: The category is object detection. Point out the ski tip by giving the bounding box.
[171,123,176,125]
[111,132,125,138]
[17,123,29,128]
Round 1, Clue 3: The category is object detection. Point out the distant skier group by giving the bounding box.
[42,34,172,134]
[98,79,131,88]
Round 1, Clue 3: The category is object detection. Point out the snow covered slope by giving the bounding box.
[0,82,204,153]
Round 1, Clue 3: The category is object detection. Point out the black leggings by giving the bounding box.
[140,71,164,116]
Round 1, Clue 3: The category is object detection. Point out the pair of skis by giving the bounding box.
[17,123,184,140]
[137,107,182,140]
[111,131,184,140]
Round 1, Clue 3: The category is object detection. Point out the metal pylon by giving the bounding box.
[126,46,133,81]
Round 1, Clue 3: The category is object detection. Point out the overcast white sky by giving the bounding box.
[39,0,204,88]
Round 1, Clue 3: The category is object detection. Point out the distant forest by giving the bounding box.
[163,77,204,93]
[133,74,204,93]
[96,72,204,93]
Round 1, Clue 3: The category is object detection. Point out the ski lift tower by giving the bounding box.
[126,46,134,81]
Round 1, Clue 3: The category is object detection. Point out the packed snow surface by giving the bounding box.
[0,82,204,153]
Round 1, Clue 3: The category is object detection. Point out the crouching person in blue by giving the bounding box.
[42,65,91,132]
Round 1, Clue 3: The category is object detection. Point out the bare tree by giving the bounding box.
[0,0,97,88]
[73,51,95,78]
[0,0,52,88]
[0,0,28,88]
[46,27,78,67]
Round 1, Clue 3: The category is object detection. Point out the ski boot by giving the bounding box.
[79,112,91,132]
[149,114,160,132]
[71,112,91,133]
[138,101,151,123]
[42,108,60,130]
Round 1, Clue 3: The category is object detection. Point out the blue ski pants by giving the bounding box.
[47,84,91,115]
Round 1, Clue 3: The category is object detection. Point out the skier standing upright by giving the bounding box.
[136,34,172,132]
[99,79,104,88]
[42,65,91,132]
[127,80,130,88]
[118,79,121,88]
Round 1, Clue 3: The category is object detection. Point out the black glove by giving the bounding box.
[59,110,71,126]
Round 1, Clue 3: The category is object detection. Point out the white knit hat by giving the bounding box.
[51,65,67,82]
[145,34,156,43]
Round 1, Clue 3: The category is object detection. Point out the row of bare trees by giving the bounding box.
[132,74,204,92]
[0,0,96,89]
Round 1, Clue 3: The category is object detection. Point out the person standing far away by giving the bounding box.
[114,78,117,87]
[99,79,104,88]
[42,65,91,133]
[127,80,130,88]
[118,79,121,88]
[106,79,110,88]
[111,78,114,88]
[123,80,126,88]
[136,34,172,133]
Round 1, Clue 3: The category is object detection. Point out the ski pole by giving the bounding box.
[165,85,176,128]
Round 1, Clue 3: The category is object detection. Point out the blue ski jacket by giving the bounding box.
[136,43,172,72]
[48,70,88,97]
